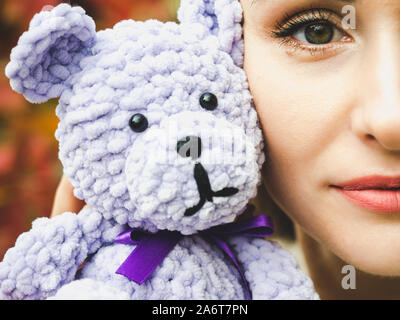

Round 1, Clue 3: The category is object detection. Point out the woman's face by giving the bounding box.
[240,0,400,276]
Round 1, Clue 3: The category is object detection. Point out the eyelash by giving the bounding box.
[270,6,350,56]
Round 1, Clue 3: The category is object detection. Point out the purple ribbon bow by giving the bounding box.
[114,205,273,300]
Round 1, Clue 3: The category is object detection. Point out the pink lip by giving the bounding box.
[330,175,400,214]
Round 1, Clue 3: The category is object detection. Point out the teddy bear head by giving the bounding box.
[6,0,265,235]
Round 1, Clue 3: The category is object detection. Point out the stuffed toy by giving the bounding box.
[0,1,319,300]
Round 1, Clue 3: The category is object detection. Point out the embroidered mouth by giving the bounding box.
[184,162,239,217]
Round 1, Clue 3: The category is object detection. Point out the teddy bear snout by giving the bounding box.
[122,111,261,233]
[176,136,202,160]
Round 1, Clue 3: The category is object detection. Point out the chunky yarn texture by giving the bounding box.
[1,0,319,300]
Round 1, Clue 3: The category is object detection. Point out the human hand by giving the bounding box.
[50,174,86,218]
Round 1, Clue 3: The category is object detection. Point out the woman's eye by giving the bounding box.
[292,22,342,45]
[270,8,353,56]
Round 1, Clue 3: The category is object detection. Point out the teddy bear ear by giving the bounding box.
[177,0,244,67]
[5,3,97,104]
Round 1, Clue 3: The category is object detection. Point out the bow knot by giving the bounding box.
[114,205,273,300]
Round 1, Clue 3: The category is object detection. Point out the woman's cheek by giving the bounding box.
[243,32,356,230]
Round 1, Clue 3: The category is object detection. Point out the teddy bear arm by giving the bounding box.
[229,237,319,300]
[0,207,121,300]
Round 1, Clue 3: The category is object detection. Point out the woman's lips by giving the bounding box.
[330,175,400,214]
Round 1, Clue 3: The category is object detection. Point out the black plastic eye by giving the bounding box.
[129,113,148,133]
[199,93,218,111]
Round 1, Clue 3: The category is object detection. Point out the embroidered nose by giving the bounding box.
[176,136,202,160]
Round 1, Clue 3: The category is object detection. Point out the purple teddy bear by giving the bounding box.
[0,0,318,300]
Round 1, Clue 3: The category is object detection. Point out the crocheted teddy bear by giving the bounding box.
[0,1,319,300]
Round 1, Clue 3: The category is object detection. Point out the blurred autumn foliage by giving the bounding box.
[0,0,180,260]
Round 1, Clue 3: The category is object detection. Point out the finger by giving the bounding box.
[50,174,86,217]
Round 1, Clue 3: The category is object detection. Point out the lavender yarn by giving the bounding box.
[1,1,319,300]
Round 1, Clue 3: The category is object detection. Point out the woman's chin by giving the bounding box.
[321,218,400,277]
[296,189,400,278]
[338,243,400,277]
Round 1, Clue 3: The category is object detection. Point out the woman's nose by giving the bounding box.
[353,23,400,152]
